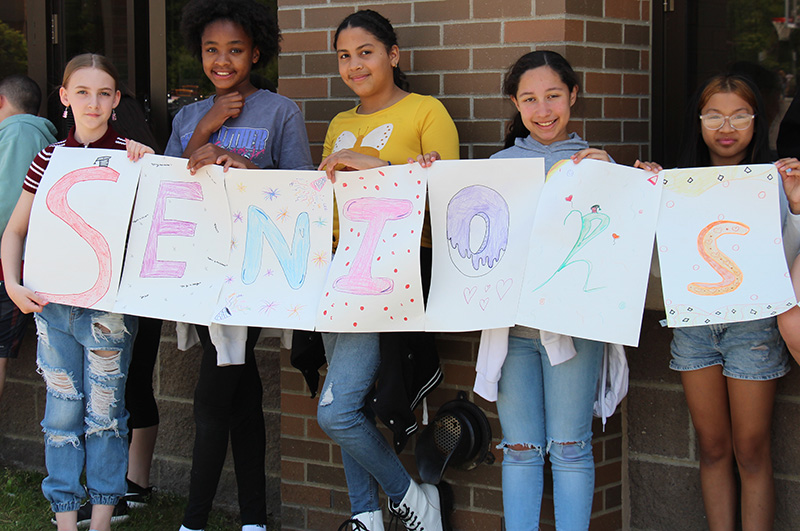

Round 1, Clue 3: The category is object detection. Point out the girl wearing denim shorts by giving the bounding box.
[1,54,153,531]
[643,73,800,530]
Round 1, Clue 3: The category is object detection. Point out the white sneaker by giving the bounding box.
[388,481,453,531]
[351,509,384,530]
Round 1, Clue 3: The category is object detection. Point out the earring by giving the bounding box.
[62,106,68,118]
[112,109,117,121]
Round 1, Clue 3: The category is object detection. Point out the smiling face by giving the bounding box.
[700,91,755,167]
[201,19,259,96]
[511,65,577,146]
[59,67,120,144]
[336,26,399,102]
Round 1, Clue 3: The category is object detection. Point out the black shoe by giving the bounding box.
[51,498,129,528]
[123,479,156,508]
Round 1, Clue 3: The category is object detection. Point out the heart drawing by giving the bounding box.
[496,278,513,300]
[464,286,477,304]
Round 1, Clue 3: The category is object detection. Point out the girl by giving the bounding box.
[316,10,459,531]
[479,50,612,530]
[641,73,800,530]
[0,53,153,531]
[167,1,313,530]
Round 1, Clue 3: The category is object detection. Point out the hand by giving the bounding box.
[571,148,611,163]
[318,149,388,182]
[187,143,255,174]
[196,92,245,134]
[634,160,663,173]
[126,139,154,161]
[777,157,800,215]
[409,151,440,168]
[5,282,48,314]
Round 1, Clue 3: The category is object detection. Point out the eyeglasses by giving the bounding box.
[699,113,755,130]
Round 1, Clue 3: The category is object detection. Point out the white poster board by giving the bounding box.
[656,164,795,327]
[212,168,333,330]
[24,147,140,311]
[114,157,231,323]
[425,158,545,331]
[316,164,427,332]
[517,159,662,346]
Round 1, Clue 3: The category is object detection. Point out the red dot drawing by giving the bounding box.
[353,322,358,327]
[345,246,350,251]
[377,256,381,261]
[565,194,573,202]
[360,306,365,310]
[394,182,398,187]
[375,185,380,190]
[384,307,388,311]
[379,171,385,176]
[394,268,398,273]
[410,298,415,303]
[405,284,410,289]
[343,183,348,187]
[323,310,327,315]
[404,317,408,321]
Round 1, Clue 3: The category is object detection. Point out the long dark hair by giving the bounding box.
[333,9,409,92]
[677,74,771,168]
[502,50,579,148]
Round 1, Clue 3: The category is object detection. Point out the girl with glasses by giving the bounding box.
[640,73,800,530]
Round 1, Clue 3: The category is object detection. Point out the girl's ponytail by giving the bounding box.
[504,113,528,149]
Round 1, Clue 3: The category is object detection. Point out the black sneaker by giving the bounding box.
[50,499,129,528]
[123,479,156,508]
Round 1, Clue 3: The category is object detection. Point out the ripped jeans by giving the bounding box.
[35,303,137,513]
[496,335,603,531]
[317,332,411,514]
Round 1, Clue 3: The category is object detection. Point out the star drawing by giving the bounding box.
[263,187,280,201]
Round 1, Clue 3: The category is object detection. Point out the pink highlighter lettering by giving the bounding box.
[333,197,412,295]
[140,181,204,278]
[40,165,121,307]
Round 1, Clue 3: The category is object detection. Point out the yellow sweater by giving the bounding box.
[322,93,460,248]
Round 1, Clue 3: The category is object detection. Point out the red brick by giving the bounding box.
[278,77,327,98]
[625,23,650,46]
[281,414,305,437]
[566,0,604,16]
[282,31,328,53]
[360,3,412,25]
[507,20,567,43]
[279,9,301,30]
[584,72,622,94]
[282,437,331,462]
[444,73,501,95]
[473,46,531,71]
[536,0,567,16]
[474,0,532,18]
[444,22,501,45]
[605,0,640,19]
[416,0,470,21]
[282,483,330,507]
[304,53,336,76]
[605,144,642,166]
[623,73,649,94]
[305,122,329,145]
[437,97,471,120]
[306,419,330,441]
[588,509,623,530]
[281,459,305,482]
[604,96,639,118]
[586,21,623,44]
[279,54,302,76]
[304,6,354,29]
[307,509,351,530]
[595,461,622,486]
[307,463,348,488]
[451,509,504,530]
[413,49,470,71]
[396,26,441,48]
[282,391,321,415]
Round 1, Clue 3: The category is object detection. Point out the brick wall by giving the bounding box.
[277,1,649,529]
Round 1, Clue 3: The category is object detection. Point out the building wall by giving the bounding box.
[276,1,650,529]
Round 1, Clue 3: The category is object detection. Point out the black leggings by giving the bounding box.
[182,325,267,529]
[126,317,162,430]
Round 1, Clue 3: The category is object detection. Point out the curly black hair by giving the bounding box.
[180,0,280,67]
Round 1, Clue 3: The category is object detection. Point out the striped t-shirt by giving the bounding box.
[23,125,126,194]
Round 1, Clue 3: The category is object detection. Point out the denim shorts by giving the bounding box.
[670,317,789,381]
[0,281,32,359]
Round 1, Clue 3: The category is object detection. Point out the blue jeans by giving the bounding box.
[317,332,411,514]
[496,335,604,531]
[35,303,137,513]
